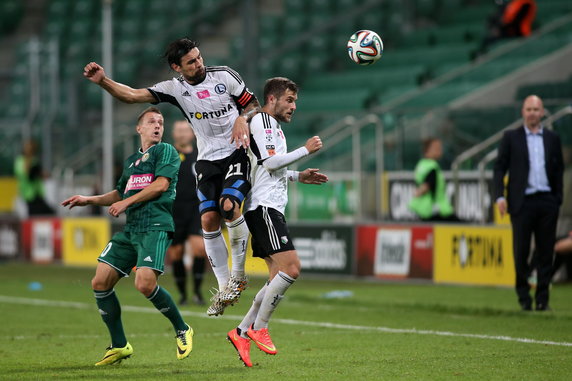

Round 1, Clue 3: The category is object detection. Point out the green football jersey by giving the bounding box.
[115,142,180,233]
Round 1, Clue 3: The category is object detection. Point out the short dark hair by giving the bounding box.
[137,107,163,125]
[422,137,440,154]
[163,38,199,67]
[263,77,298,104]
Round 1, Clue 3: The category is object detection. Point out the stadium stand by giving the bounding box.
[0,0,571,178]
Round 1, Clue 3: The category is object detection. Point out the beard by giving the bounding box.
[185,67,206,84]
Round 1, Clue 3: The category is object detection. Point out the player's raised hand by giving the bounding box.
[231,116,250,149]
[61,195,90,209]
[305,136,322,154]
[299,168,328,185]
[84,62,106,84]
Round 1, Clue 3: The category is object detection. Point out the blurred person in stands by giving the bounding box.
[14,139,53,216]
[409,138,456,221]
[473,0,537,59]
[167,120,207,306]
[493,95,563,311]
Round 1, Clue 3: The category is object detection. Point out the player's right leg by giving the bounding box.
[195,159,234,315]
[92,233,136,366]
[242,206,300,355]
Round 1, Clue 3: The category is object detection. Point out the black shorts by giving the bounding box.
[172,200,202,245]
[195,148,251,215]
[244,206,295,258]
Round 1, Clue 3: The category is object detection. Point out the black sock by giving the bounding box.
[172,259,187,299]
[192,257,206,296]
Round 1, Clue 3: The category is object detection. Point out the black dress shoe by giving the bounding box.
[520,302,532,311]
[535,304,551,311]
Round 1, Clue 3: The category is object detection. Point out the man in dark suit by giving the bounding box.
[494,95,564,311]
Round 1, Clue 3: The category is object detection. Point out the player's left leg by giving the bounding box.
[219,149,252,304]
[133,231,194,360]
[247,252,300,355]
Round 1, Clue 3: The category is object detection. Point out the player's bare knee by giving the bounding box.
[135,278,155,297]
[201,212,219,231]
[91,276,113,291]
[219,197,238,221]
[286,257,301,279]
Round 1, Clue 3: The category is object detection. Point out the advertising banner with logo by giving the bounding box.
[433,225,515,286]
[385,171,493,222]
[62,218,111,266]
[356,224,433,279]
[21,218,62,263]
[0,216,21,259]
[289,224,354,274]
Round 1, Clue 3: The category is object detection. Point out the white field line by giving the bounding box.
[1,295,572,348]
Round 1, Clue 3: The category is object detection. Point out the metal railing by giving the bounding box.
[290,113,385,221]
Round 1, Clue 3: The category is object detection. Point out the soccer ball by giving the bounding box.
[347,30,383,65]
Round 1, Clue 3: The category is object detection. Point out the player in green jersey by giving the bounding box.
[62,107,194,366]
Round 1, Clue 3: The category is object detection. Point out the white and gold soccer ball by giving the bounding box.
[347,30,383,66]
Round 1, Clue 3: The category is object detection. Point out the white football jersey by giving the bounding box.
[245,112,289,214]
[148,66,255,161]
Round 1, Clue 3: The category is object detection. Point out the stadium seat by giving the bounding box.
[0,0,24,34]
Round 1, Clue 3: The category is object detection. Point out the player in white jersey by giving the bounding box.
[226,78,328,367]
[83,38,259,316]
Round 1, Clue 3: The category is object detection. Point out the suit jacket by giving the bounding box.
[493,126,564,215]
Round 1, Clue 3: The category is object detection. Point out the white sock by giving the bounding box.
[238,282,268,338]
[226,215,249,278]
[254,271,295,330]
[203,229,229,289]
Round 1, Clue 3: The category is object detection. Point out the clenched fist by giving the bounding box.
[305,136,322,154]
[84,62,106,84]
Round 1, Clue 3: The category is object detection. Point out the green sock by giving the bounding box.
[147,286,187,332]
[94,289,127,348]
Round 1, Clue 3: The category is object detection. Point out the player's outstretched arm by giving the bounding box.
[299,168,328,185]
[262,136,323,172]
[108,177,170,217]
[61,190,122,209]
[83,62,155,104]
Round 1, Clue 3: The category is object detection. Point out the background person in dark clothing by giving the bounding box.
[167,120,207,306]
[493,95,564,311]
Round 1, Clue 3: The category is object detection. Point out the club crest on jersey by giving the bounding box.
[125,173,155,192]
[197,90,211,99]
[265,129,273,142]
[214,83,226,94]
[141,153,150,162]
[189,103,234,120]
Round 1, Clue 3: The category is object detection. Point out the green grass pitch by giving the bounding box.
[1,263,572,380]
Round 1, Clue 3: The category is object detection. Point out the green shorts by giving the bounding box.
[97,231,172,277]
